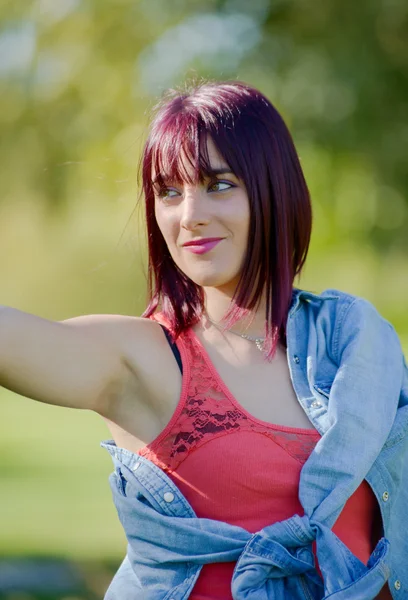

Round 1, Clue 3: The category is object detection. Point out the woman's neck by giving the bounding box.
[202,285,268,338]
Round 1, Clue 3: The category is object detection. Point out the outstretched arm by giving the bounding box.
[0,306,142,416]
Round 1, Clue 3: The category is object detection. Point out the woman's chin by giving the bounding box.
[183,270,241,291]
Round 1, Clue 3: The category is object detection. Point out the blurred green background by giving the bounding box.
[1,0,407,597]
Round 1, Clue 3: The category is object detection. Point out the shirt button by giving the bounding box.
[394,580,401,591]
[132,463,140,471]
[311,401,322,409]
[293,355,300,364]
[382,491,389,502]
[164,492,175,503]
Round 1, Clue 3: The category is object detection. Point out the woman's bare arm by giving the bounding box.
[0,305,147,416]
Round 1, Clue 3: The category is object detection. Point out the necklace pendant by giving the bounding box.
[255,338,264,352]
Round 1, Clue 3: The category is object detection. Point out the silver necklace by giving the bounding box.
[205,316,266,352]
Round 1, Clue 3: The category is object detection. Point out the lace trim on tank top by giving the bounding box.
[139,327,320,472]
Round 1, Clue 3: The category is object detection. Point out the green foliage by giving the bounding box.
[1,0,407,248]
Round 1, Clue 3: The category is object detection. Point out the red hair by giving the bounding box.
[140,80,312,358]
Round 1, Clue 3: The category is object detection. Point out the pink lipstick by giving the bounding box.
[182,238,223,255]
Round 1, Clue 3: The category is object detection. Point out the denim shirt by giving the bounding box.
[101,288,408,600]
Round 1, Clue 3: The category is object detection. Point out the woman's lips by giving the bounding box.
[183,239,223,255]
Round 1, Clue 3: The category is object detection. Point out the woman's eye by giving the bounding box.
[208,181,233,193]
[158,187,179,199]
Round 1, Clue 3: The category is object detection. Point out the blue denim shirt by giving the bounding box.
[101,288,408,599]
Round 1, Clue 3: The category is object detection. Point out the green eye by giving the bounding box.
[158,187,178,198]
[209,181,233,193]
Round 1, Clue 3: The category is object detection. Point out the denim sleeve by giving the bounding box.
[299,296,405,527]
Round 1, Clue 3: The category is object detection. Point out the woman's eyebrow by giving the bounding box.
[205,167,235,177]
[151,174,170,186]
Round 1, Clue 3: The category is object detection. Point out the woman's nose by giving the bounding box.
[180,189,210,230]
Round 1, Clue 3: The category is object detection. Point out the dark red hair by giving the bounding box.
[140,80,312,358]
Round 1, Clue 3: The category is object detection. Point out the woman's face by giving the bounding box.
[153,137,250,295]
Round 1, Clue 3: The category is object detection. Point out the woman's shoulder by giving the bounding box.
[320,288,397,334]
[100,312,184,439]
[296,286,393,326]
[295,287,403,359]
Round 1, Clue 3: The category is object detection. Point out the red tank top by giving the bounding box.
[139,323,378,599]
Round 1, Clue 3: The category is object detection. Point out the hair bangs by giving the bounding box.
[149,113,217,194]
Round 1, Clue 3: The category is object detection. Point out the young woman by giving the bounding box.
[1,81,407,600]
